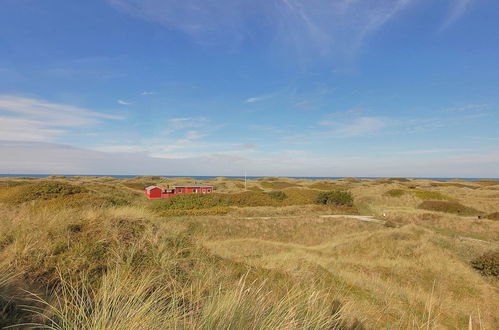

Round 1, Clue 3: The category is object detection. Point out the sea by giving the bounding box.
[0,174,497,181]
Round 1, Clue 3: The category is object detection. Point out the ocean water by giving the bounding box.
[0,174,497,181]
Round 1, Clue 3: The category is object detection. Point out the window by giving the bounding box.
[193,189,198,193]
[177,189,182,193]
[202,189,206,193]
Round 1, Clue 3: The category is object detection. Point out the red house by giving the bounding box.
[145,185,214,200]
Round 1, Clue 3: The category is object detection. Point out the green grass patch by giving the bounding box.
[260,181,300,190]
[413,189,452,200]
[417,200,480,215]
[384,189,406,197]
[309,182,336,190]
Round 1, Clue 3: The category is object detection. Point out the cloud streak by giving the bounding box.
[440,0,474,31]
[108,0,417,60]
[0,95,123,142]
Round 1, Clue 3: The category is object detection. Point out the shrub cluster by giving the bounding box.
[0,181,84,204]
[417,200,479,215]
[266,191,287,201]
[487,212,499,220]
[471,252,499,277]
[314,190,354,207]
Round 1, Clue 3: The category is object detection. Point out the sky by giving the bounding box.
[1,0,499,177]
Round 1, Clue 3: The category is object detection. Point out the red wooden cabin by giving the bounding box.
[145,185,213,200]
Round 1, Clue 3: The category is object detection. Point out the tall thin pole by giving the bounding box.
[244,170,247,190]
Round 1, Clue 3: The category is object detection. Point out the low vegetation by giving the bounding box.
[413,189,452,200]
[0,181,84,204]
[314,190,354,207]
[487,212,499,220]
[417,200,480,215]
[0,176,498,328]
[471,251,499,277]
[383,189,406,197]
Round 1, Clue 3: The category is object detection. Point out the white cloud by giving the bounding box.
[2,141,498,177]
[117,99,132,105]
[141,91,157,95]
[0,95,123,142]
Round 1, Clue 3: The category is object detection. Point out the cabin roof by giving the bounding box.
[145,185,160,191]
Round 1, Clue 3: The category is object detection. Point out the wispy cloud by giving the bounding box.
[321,116,388,137]
[117,99,132,105]
[0,95,123,142]
[245,94,273,103]
[440,0,474,31]
[109,0,416,59]
[396,148,463,155]
[472,136,499,141]
[141,91,157,95]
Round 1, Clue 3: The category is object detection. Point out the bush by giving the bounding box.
[0,181,84,204]
[384,189,406,197]
[266,191,287,201]
[417,200,479,215]
[34,193,123,209]
[487,212,499,220]
[471,252,499,277]
[150,194,223,211]
[314,190,354,207]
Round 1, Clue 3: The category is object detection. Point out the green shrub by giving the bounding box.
[282,188,321,205]
[413,189,452,200]
[417,200,479,215]
[34,193,125,209]
[314,190,354,207]
[487,212,499,220]
[266,191,287,201]
[150,194,223,211]
[0,181,84,204]
[220,191,279,207]
[471,252,499,277]
[384,189,406,197]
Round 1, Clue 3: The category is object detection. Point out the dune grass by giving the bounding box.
[0,176,498,328]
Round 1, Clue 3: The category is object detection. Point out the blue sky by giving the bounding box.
[1,0,498,177]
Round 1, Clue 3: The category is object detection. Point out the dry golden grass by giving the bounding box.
[0,176,498,328]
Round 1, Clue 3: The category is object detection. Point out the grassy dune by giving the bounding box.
[0,176,498,328]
